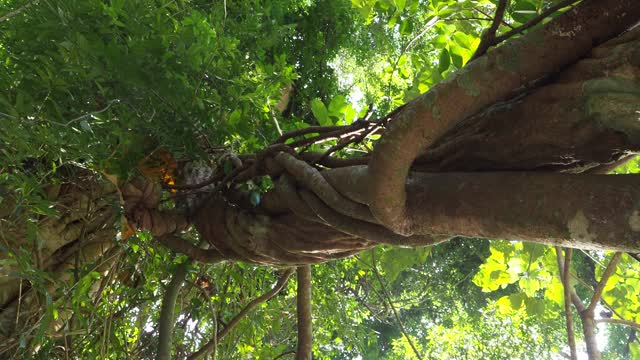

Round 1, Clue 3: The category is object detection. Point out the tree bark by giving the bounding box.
[296,265,312,360]
[366,0,640,235]
[157,263,188,360]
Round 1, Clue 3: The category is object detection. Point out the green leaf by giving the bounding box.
[509,293,525,310]
[80,119,93,133]
[438,48,450,74]
[525,298,546,316]
[311,98,331,126]
[328,95,348,117]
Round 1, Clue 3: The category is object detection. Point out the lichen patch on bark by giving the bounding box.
[568,210,597,243]
[628,210,640,232]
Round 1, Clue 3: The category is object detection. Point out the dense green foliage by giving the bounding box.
[1,0,639,359]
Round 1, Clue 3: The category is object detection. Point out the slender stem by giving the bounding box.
[494,0,580,43]
[157,263,188,360]
[187,269,294,360]
[470,0,509,61]
[371,250,423,360]
[555,247,577,360]
[0,1,39,23]
[596,318,640,330]
[296,266,312,360]
[588,252,622,313]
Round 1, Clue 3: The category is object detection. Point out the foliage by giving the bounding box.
[1,0,639,359]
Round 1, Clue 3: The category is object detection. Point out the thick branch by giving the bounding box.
[296,266,312,360]
[275,152,376,223]
[367,0,640,235]
[405,172,640,251]
[299,189,445,247]
[157,263,188,360]
[187,269,294,360]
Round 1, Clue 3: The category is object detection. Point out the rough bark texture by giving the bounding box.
[367,0,640,235]
[415,27,640,173]
[4,0,640,347]
[0,168,119,340]
[187,22,640,265]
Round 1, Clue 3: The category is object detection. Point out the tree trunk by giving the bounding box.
[3,0,640,346]
[0,168,119,342]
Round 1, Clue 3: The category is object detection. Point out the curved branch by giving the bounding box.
[157,262,188,360]
[367,0,640,235]
[299,190,444,247]
[296,266,312,360]
[275,152,376,223]
[187,269,294,360]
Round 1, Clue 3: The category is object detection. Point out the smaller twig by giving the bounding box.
[270,109,284,136]
[587,252,622,313]
[15,280,22,328]
[275,125,346,144]
[371,249,423,360]
[494,0,580,43]
[187,269,294,360]
[53,100,120,127]
[470,0,509,61]
[0,0,38,22]
[595,318,640,330]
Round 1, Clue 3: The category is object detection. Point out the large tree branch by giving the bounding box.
[367,0,640,235]
[187,269,294,360]
[296,266,312,360]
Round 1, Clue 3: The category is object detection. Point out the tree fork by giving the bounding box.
[367,0,640,235]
